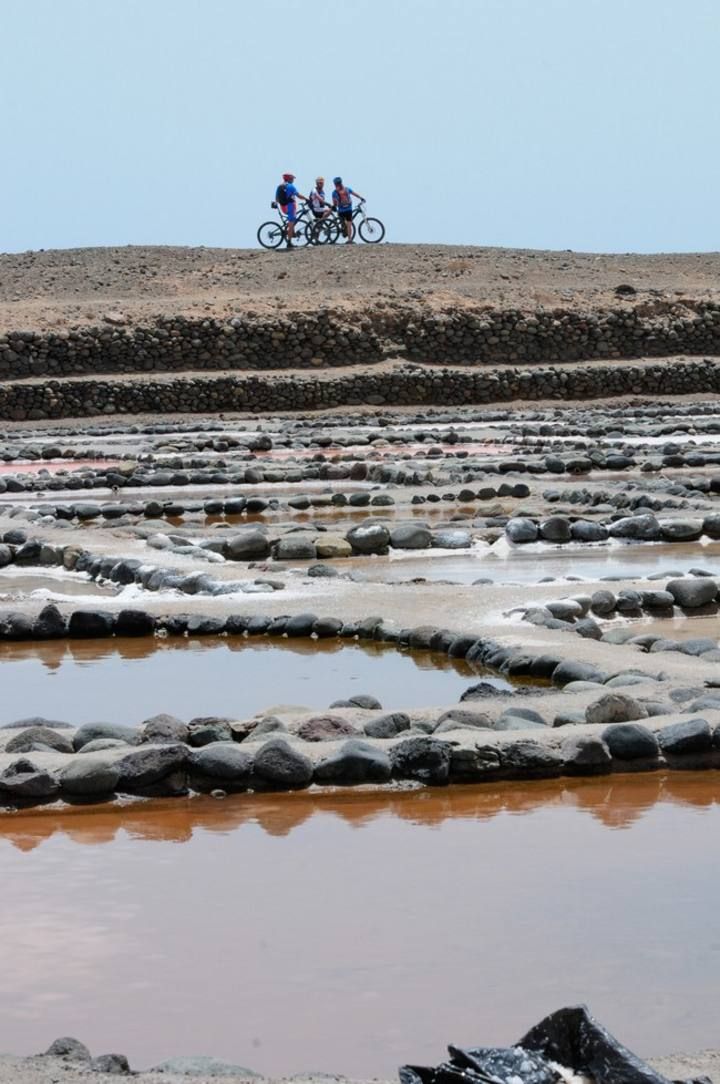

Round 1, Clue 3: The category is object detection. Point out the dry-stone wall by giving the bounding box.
[1,302,720,379]
[1,358,718,420]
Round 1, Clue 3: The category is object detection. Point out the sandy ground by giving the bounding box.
[1,1051,718,1084]
[1,244,719,331]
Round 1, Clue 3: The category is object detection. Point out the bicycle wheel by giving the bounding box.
[257,221,285,249]
[358,216,385,243]
[292,214,313,246]
[314,217,341,245]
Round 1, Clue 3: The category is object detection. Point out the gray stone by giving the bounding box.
[297,715,358,741]
[390,524,433,549]
[585,693,649,726]
[44,1038,91,1062]
[149,1056,260,1077]
[657,717,712,755]
[5,726,73,754]
[142,713,189,744]
[660,519,704,542]
[224,531,271,560]
[666,577,718,608]
[314,739,392,784]
[364,712,411,738]
[571,520,609,542]
[58,756,122,797]
[253,739,313,788]
[346,523,390,554]
[73,722,141,751]
[0,758,59,799]
[91,1054,131,1075]
[117,744,188,789]
[501,740,564,777]
[189,743,253,790]
[274,537,317,561]
[539,515,572,543]
[608,514,662,541]
[552,659,608,686]
[561,734,612,775]
[188,718,234,746]
[449,744,502,781]
[390,737,451,785]
[603,723,659,760]
[505,517,538,543]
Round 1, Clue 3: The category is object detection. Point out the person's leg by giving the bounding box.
[286,203,297,246]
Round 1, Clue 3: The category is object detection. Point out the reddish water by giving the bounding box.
[1,772,719,1075]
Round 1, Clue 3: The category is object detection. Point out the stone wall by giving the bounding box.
[1,357,718,420]
[1,301,720,379]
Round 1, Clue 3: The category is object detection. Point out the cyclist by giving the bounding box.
[308,177,331,221]
[275,172,307,249]
[332,177,365,243]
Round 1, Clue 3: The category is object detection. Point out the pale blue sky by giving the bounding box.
[1,0,718,253]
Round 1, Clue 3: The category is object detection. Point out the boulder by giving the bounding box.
[501,741,563,778]
[660,520,704,542]
[224,531,271,561]
[73,722,141,751]
[603,724,659,760]
[364,712,411,738]
[149,1057,259,1078]
[284,613,318,637]
[68,610,115,638]
[189,743,253,790]
[141,714,189,745]
[607,514,662,541]
[390,525,433,550]
[314,535,352,559]
[314,739,392,784]
[390,737,451,785]
[585,694,649,726]
[274,537,317,561]
[44,1038,91,1062]
[546,599,583,621]
[33,604,67,639]
[253,739,313,789]
[657,718,712,756]
[449,745,502,781]
[346,523,390,554]
[117,744,188,790]
[433,529,472,549]
[505,517,538,544]
[590,590,616,615]
[552,660,608,686]
[539,516,572,543]
[0,758,59,799]
[115,609,155,637]
[666,578,718,609]
[187,718,233,746]
[561,734,612,775]
[571,521,609,542]
[60,757,121,796]
[91,1054,131,1075]
[296,715,358,741]
[5,726,73,755]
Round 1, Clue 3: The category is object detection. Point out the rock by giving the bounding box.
[571,520,609,542]
[501,740,564,777]
[657,718,712,755]
[314,739,392,784]
[59,757,122,798]
[660,519,704,542]
[390,737,451,785]
[188,718,234,746]
[253,739,313,788]
[44,1037,91,1062]
[449,744,502,781]
[552,659,607,686]
[561,734,612,775]
[640,590,675,609]
[224,531,271,560]
[585,693,649,726]
[678,638,719,656]
[666,577,718,608]
[494,714,546,732]
[575,617,603,640]
[73,722,141,751]
[364,712,411,738]
[505,517,538,543]
[312,616,343,638]
[189,743,253,790]
[2,715,72,729]
[142,714,189,744]
[433,528,472,549]
[68,610,115,637]
[115,609,155,636]
[346,523,390,554]
[247,717,288,739]
[296,715,358,741]
[539,515,572,543]
[77,739,130,753]
[390,524,433,549]
[274,537,317,560]
[33,603,67,639]
[460,680,509,701]
[91,1054,131,1075]
[0,758,59,799]
[117,744,188,790]
[546,599,583,621]
[5,726,73,754]
[608,514,662,541]
[314,534,352,559]
[284,613,318,637]
[603,723,659,760]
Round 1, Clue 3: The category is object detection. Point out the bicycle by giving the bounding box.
[256,201,314,250]
[309,200,386,245]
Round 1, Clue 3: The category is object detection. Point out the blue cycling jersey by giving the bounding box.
[333,185,354,210]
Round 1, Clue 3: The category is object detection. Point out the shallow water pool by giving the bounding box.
[1,772,719,1074]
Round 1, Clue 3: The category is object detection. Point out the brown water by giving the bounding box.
[0,636,513,725]
[2,773,719,1074]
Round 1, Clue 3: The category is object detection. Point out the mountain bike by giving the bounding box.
[256,201,313,249]
[309,200,386,245]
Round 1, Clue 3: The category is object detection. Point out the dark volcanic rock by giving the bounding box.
[314,739,391,784]
[657,717,712,755]
[390,737,451,785]
[603,723,659,760]
[296,715,358,741]
[253,739,313,789]
[60,757,121,797]
[666,577,718,608]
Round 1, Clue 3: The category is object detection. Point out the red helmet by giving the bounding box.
[282,173,295,181]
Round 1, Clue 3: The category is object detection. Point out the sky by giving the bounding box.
[1,0,719,254]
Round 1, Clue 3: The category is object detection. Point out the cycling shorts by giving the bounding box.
[283,201,297,223]
[338,208,352,220]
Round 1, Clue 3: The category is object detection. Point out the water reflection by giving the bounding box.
[3,772,717,852]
